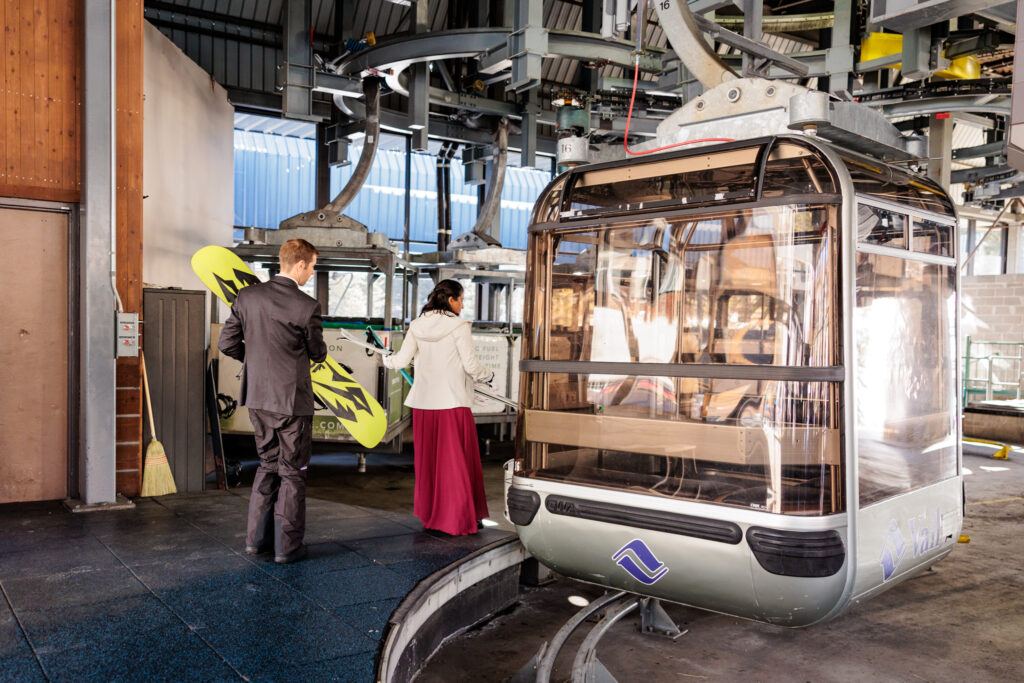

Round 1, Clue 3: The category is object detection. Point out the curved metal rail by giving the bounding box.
[570,596,639,683]
[325,77,381,213]
[532,591,628,682]
[514,592,684,683]
[469,119,509,246]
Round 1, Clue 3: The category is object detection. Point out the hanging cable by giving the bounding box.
[623,2,734,157]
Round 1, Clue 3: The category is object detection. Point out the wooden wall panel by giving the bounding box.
[3,1,145,498]
[115,0,144,497]
[0,0,82,202]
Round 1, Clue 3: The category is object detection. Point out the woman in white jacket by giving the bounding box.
[383,280,494,535]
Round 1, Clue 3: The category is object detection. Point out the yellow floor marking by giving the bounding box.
[966,496,1024,506]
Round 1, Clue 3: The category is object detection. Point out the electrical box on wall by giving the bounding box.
[116,312,139,357]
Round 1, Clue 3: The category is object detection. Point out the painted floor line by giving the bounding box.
[966,496,1024,506]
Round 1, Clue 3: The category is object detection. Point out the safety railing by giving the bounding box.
[963,337,1024,404]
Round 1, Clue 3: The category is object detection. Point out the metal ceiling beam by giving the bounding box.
[879,96,1011,119]
[714,11,835,33]
[985,183,1024,201]
[689,0,739,12]
[692,14,808,77]
[336,28,509,75]
[145,16,281,51]
[870,0,1012,32]
[339,28,664,78]
[328,95,559,155]
[953,141,1006,160]
[143,2,335,49]
[951,164,1018,185]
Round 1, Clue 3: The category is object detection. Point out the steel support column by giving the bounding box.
[520,88,539,168]
[901,27,932,81]
[403,135,412,262]
[827,0,854,96]
[81,0,118,505]
[282,0,317,120]
[741,0,762,78]
[315,121,331,207]
[1007,0,1024,173]
[315,271,329,313]
[409,0,430,151]
[928,115,954,190]
[510,0,544,92]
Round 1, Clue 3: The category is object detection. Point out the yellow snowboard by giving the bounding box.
[191,245,388,449]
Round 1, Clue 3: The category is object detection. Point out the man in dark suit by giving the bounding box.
[218,238,328,564]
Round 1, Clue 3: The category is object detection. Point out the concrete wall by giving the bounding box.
[142,20,234,291]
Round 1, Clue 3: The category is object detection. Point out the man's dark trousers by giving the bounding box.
[247,409,313,556]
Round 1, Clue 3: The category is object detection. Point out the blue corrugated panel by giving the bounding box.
[234,130,549,250]
[234,130,316,229]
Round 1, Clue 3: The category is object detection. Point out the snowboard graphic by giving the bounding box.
[191,245,388,448]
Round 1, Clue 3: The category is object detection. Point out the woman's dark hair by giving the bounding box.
[421,279,464,316]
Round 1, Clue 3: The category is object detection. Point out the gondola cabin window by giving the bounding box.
[521,202,844,515]
[855,199,958,505]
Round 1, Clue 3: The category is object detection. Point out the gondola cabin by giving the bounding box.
[506,135,961,627]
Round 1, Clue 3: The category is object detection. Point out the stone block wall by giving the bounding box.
[961,274,1024,397]
[961,274,1024,343]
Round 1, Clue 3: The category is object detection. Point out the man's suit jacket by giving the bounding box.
[218,275,328,416]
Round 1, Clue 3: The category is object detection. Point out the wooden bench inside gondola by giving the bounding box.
[524,410,840,466]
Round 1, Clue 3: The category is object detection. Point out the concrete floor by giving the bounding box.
[0,449,511,683]
[297,439,517,535]
[2,440,1019,682]
[418,447,1024,682]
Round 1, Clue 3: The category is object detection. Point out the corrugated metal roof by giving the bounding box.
[149,0,823,97]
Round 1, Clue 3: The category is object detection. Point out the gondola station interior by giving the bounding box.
[2,1,1024,681]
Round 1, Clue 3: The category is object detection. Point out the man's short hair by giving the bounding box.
[279,238,319,269]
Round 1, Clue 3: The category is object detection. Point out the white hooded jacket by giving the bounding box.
[383,311,493,410]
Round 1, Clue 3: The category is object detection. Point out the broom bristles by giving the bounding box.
[141,438,177,497]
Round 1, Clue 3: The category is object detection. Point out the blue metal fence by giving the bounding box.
[233,130,550,250]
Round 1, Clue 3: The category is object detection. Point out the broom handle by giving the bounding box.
[140,351,158,440]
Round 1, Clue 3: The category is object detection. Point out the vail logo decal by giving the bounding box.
[612,539,669,585]
[880,508,944,581]
[879,519,907,581]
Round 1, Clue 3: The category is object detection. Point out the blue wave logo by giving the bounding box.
[612,539,669,585]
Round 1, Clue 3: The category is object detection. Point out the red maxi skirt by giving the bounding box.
[412,407,489,535]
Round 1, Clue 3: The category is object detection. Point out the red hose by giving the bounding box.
[623,58,733,156]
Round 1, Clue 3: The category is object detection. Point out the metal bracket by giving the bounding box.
[639,598,685,638]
